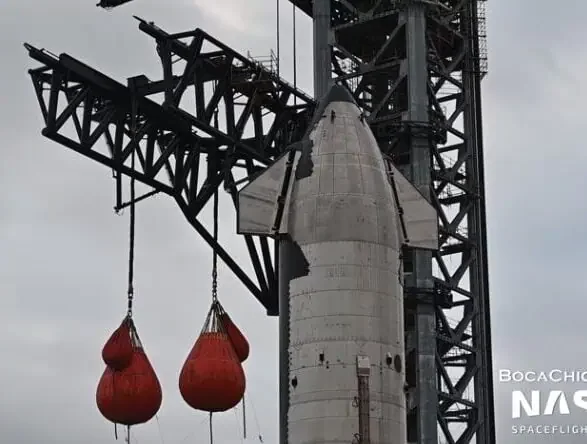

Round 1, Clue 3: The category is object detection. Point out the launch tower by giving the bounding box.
[292,0,495,443]
[24,0,494,442]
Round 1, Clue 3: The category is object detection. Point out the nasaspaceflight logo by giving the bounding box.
[499,369,587,435]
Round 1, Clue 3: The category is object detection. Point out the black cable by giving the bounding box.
[212,187,219,303]
[276,0,280,79]
[242,394,247,439]
[292,1,297,106]
[209,412,214,444]
[127,95,137,318]
[210,103,220,306]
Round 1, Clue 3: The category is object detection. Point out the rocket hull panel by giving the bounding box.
[288,242,406,444]
[289,406,406,444]
[284,93,408,444]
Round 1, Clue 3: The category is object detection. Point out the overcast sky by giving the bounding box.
[2,0,587,442]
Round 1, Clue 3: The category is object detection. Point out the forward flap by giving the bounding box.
[237,150,299,236]
[388,162,438,250]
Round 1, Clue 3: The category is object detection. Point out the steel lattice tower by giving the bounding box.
[289,0,495,442]
[24,0,495,442]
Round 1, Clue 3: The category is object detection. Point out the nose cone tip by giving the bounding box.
[320,83,356,107]
[307,84,358,130]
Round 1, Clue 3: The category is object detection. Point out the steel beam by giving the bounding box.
[289,0,495,442]
[24,21,315,315]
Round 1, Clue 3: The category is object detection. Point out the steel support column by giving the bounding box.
[404,3,437,443]
[313,0,332,99]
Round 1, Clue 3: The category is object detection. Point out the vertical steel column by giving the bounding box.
[403,2,437,444]
[312,0,332,99]
[462,2,496,442]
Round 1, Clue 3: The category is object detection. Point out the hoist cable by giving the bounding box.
[211,105,219,306]
[242,394,247,439]
[127,92,138,318]
[211,187,219,303]
[292,1,297,106]
[209,412,214,444]
[155,415,166,444]
[208,93,220,444]
[276,0,280,79]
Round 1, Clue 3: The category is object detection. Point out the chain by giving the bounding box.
[211,105,220,306]
[211,186,219,303]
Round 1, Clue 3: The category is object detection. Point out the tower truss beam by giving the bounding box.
[24,22,315,315]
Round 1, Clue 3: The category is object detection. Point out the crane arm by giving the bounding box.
[24,22,315,314]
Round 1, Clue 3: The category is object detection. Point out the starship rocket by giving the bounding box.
[237,84,438,444]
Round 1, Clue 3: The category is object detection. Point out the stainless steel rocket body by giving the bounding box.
[285,99,406,443]
[237,85,437,444]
